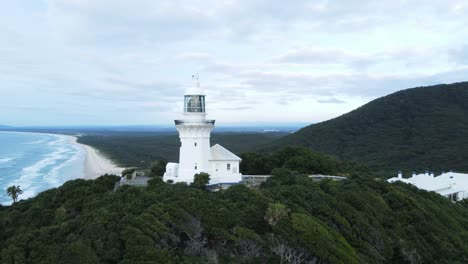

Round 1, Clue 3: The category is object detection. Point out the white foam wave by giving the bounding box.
[0,158,13,163]
[1,133,84,203]
[23,139,47,145]
[8,142,72,199]
[47,147,85,185]
[48,136,68,146]
[0,158,16,169]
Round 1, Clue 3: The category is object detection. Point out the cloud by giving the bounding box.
[271,46,449,74]
[449,45,468,65]
[37,0,468,48]
[44,0,226,45]
[318,98,347,104]
[217,106,252,111]
[206,64,468,100]
[273,47,374,66]
[2,1,468,125]
[177,52,215,63]
[105,77,184,98]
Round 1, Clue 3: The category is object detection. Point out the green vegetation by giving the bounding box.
[77,132,286,168]
[6,185,22,203]
[148,160,168,177]
[192,172,211,189]
[264,203,288,226]
[121,169,136,180]
[270,82,468,176]
[241,146,371,177]
[1,147,468,263]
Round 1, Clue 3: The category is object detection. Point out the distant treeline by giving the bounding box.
[77,132,287,168]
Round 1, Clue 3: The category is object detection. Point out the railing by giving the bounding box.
[309,175,347,181]
[184,107,205,113]
[241,174,346,186]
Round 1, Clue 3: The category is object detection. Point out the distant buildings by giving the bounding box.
[163,77,242,185]
[387,171,468,201]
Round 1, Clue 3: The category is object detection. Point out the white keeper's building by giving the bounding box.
[163,78,242,185]
[388,171,468,202]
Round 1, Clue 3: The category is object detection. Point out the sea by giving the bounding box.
[0,131,85,205]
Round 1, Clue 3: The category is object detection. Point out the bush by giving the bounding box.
[191,173,210,189]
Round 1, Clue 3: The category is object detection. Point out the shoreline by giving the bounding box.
[0,131,124,205]
[70,136,124,180]
[0,131,124,180]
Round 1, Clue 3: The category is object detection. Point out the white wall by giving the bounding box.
[209,160,241,184]
[177,123,213,183]
[163,162,179,182]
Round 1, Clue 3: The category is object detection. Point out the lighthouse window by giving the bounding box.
[194,142,197,147]
[227,163,231,171]
[184,95,206,113]
[195,165,197,170]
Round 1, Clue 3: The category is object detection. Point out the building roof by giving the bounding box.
[209,144,242,161]
[387,171,468,199]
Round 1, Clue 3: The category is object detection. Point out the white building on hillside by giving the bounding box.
[163,77,242,185]
[387,171,468,202]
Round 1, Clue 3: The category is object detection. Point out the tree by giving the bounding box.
[7,185,23,203]
[192,172,210,189]
[270,237,317,264]
[149,160,168,178]
[121,168,136,180]
[264,202,288,226]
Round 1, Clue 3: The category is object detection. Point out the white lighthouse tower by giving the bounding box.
[163,76,242,185]
[174,76,214,183]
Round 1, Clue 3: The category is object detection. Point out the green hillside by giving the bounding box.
[2,172,468,263]
[270,82,468,176]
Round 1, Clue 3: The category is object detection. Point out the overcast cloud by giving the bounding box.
[0,0,467,126]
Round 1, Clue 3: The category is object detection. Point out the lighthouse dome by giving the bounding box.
[184,86,205,96]
[184,76,205,96]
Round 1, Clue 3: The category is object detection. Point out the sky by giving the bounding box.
[1,0,468,126]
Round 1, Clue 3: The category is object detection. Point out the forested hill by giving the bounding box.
[268,81,468,175]
[1,173,468,263]
[1,147,467,263]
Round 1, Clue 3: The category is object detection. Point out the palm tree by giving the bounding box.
[7,185,23,203]
[264,202,288,226]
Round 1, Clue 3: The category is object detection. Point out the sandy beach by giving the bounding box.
[71,137,124,179]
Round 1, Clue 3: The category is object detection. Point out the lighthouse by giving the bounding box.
[163,76,242,185]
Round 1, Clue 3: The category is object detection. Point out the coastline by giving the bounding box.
[70,136,123,179]
[0,131,124,180]
[0,131,124,204]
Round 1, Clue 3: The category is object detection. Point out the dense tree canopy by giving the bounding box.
[1,167,467,263]
[241,146,371,178]
[148,160,168,178]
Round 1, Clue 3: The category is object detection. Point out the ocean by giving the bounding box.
[0,131,85,205]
